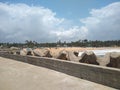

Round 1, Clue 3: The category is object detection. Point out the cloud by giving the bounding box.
[0,3,64,42]
[0,2,87,42]
[80,2,120,40]
[51,26,88,41]
[0,2,120,43]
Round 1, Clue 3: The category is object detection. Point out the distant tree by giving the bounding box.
[25,40,35,48]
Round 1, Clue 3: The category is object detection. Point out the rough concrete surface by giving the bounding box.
[0,57,116,90]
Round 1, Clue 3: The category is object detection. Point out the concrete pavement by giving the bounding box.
[0,57,116,90]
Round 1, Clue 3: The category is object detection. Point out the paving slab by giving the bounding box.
[0,57,116,90]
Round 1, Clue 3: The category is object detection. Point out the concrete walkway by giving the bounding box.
[0,57,116,90]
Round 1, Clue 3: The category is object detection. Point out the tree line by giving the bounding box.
[0,39,120,48]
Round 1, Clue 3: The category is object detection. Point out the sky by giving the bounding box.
[0,0,120,42]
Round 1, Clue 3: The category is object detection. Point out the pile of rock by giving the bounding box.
[33,48,52,57]
[55,50,120,68]
[9,46,20,55]
[79,51,99,65]
[20,48,34,56]
[56,50,68,60]
[97,52,120,68]
[10,48,120,69]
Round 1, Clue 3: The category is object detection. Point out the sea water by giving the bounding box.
[78,49,120,57]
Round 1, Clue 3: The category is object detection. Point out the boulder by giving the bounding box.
[107,52,120,68]
[97,53,110,66]
[56,50,68,60]
[97,52,120,68]
[42,49,52,57]
[9,46,20,55]
[33,48,44,57]
[16,51,20,55]
[73,51,79,57]
[33,48,52,57]
[26,48,34,55]
[10,46,19,50]
[20,49,27,56]
[67,51,81,62]
[79,51,99,65]
[20,48,34,56]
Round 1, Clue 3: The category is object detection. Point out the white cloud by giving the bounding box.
[0,2,120,43]
[0,2,87,42]
[80,2,120,40]
[51,26,88,41]
[0,3,65,42]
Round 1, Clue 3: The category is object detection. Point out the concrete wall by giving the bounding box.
[0,52,120,89]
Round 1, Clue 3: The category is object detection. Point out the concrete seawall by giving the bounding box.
[0,52,120,89]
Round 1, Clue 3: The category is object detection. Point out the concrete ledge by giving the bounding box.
[0,52,120,89]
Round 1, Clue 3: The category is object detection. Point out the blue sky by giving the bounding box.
[1,0,119,20]
[0,0,120,42]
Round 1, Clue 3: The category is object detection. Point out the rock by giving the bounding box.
[33,48,52,57]
[74,51,79,57]
[67,51,81,62]
[20,49,27,56]
[42,49,52,57]
[26,48,34,55]
[56,50,68,60]
[79,51,99,65]
[97,53,110,66]
[9,46,20,55]
[97,52,120,68]
[20,48,34,56]
[33,48,44,57]
[16,51,20,55]
[10,46,19,50]
[107,52,120,68]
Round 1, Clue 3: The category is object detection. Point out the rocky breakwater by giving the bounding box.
[10,48,120,69]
